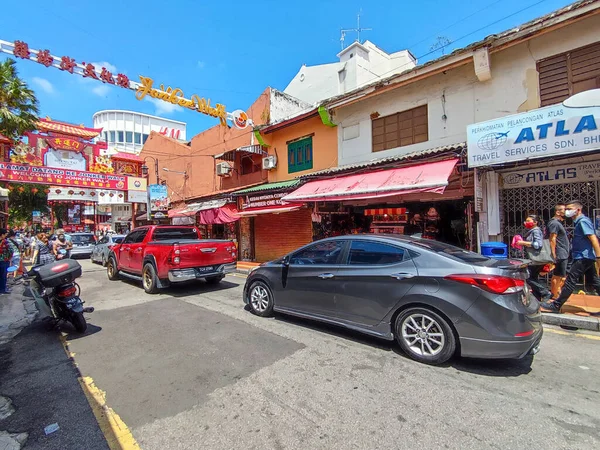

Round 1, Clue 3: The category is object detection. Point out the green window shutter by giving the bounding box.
[288,137,313,174]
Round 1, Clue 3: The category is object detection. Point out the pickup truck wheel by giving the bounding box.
[142,264,160,294]
[206,275,225,285]
[107,257,120,281]
[248,281,274,317]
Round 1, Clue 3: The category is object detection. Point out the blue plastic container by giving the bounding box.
[480,242,508,259]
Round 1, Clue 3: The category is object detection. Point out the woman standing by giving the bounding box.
[32,233,56,266]
[516,215,551,301]
[0,229,12,294]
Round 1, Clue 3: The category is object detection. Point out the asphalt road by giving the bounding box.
[63,259,600,450]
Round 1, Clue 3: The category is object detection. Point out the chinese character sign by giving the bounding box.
[147,184,169,219]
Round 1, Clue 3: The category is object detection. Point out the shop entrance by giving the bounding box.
[501,181,599,257]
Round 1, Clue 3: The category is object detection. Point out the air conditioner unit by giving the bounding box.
[216,162,232,177]
[262,155,277,170]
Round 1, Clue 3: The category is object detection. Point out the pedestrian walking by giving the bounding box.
[541,201,600,313]
[516,215,551,301]
[6,231,21,281]
[0,228,12,294]
[547,203,570,299]
[32,233,56,266]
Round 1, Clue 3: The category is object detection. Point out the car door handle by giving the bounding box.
[318,273,335,279]
[390,273,415,280]
[134,248,142,253]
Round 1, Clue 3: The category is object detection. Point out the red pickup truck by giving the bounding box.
[106,225,237,294]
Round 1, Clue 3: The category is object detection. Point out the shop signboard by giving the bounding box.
[32,210,41,223]
[46,137,84,152]
[0,162,130,190]
[45,149,87,171]
[127,190,147,204]
[500,159,600,189]
[467,102,600,168]
[147,184,169,219]
[240,192,286,210]
[97,190,127,205]
[48,187,99,202]
[127,176,147,191]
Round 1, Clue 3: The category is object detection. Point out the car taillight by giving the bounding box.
[445,274,524,294]
[172,243,180,265]
[57,286,77,298]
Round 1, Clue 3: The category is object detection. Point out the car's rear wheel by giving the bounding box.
[142,263,160,294]
[395,307,456,365]
[248,281,274,317]
[107,257,120,281]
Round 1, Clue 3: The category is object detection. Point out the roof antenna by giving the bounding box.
[340,10,372,49]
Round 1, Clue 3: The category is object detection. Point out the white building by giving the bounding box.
[93,110,187,155]
[284,40,416,105]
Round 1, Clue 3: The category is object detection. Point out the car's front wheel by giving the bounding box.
[107,257,120,281]
[395,307,456,365]
[248,281,274,317]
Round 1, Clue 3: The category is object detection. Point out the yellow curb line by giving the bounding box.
[544,326,600,341]
[59,334,140,449]
[79,376,141,450]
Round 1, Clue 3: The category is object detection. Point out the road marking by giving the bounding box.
[59,335,140,450]
[79,377,141,450]
[544,326,600,341]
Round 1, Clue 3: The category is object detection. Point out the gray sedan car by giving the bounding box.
[91,234,126,266]
[69,233,97,259]
[243,235,542,365]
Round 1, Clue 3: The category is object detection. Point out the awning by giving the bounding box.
[236,204,304,217]
[214,144,267,160]
[168,200,228,218]
[282,159,459,203]
[198,203,239,224]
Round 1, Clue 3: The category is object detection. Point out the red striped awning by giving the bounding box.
[364,208,407,216]
[36,118,103,139]
[111,152,143,162]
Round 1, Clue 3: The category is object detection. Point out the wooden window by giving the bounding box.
[288,136,313,174]
[372,105,428,153]
[538,41,600,107]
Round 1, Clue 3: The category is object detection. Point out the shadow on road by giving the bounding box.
[268,311,534,377]
[62,322,103,340]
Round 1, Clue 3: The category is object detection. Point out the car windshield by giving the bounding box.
[409,238,492,264]
[72,234,95,245]
[152,227,198,241]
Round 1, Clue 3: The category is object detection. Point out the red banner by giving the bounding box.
[46,137,84,152]
[0,163,129,190]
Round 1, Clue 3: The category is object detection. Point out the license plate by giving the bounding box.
[196,266,214,273]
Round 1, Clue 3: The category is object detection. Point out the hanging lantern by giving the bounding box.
[90,192,96,197]
[44,189,50,194]
[80,191,85,196]
[56,189,62,194]
[18,186,25,193]
[118,193,123,198]
[100,192,105,197]
[68,190,75,195]
[8,185,14,191]
[31,188,39,194]
[109,193,114,197]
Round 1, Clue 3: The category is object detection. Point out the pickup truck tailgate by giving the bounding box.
[177,240,236,268]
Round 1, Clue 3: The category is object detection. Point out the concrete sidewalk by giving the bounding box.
[0,284,38,346]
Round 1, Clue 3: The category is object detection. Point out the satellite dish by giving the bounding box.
[562,89,600,108]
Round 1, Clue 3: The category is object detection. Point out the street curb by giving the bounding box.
[542,312,600,332]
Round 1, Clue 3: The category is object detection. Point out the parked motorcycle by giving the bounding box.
[28,259,94,333]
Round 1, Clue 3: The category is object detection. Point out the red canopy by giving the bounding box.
[36,118,103,139]
[282,159,458,203]
[198,204,239,224]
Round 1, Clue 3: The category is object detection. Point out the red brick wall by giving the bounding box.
[254,208,313,262]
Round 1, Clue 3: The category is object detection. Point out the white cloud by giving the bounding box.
[147,97,179,115]
[197,61,206,69]
[92,84,111,97]
[92,61,117,73]
[32,77,55,94]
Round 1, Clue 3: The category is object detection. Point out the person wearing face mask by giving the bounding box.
[516,215,551,302]
[541,200,600,313]
[53,229,72,260]
[547,203,570,299]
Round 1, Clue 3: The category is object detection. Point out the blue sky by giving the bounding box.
[1,0,575,137]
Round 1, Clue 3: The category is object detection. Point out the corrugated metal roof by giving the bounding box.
[299,142,466,178]
[232,179,301,195]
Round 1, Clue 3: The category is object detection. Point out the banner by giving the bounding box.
[467,102,600,168]
[32,210,41,223]
[147,184,169,219]
[500,159,600,189]
[0,162,130,190]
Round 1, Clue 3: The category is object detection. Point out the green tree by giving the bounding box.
[8,184,49,228]
[0,58,39,140]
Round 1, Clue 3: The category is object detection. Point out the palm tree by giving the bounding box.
[0,58,39,140]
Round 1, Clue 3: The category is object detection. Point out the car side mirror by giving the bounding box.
[282,255,290,266]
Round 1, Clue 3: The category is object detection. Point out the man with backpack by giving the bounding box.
[547,203,570,299]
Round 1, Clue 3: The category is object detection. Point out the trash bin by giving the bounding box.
[480,242,508,259]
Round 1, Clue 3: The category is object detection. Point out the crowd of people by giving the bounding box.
[515,200,600,313]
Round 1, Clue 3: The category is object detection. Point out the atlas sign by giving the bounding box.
[467,100,600,168]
